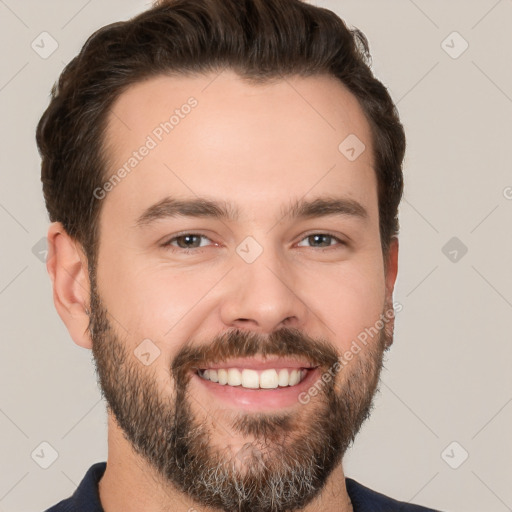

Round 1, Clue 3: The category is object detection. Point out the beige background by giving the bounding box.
[0,1,511,511]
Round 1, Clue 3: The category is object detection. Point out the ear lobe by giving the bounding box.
[46,222,93,349]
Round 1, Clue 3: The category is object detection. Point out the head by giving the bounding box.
[38,1,405,511]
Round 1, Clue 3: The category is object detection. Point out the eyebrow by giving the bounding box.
[134,195,369,228]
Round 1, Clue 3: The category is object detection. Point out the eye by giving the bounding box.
[162,233,214,252]
[296,233,346,249]
[160,232,347,253]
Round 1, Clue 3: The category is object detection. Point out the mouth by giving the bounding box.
[191,357,320,411]
[197,367,310,389]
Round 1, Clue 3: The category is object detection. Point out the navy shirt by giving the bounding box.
[44,462,443,512]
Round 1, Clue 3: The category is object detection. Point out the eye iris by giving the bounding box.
[309,234,331,247]
[177,235,201,249]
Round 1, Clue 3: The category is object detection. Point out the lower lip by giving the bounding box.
[191,368,320,412]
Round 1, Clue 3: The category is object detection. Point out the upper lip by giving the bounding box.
[194,357,318,371]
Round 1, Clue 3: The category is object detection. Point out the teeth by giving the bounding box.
[208,369,219,383]
[260,369,278,389]
[241,369,259,389]
[289,369,300,386]
[218,369,228,385]
[227,368,242,386]
[278,368,289,387]
[199,367,308,389]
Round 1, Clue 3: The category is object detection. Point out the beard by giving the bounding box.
[88,275,394,512]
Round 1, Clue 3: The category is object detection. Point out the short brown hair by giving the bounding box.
[36,0,405,272]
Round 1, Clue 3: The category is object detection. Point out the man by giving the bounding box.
[37,0,443,510]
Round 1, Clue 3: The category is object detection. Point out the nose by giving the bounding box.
[219,243,310,334]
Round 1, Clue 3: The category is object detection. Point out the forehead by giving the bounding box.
[101,70,377,227]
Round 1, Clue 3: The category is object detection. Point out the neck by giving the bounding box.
[98,414,353,512]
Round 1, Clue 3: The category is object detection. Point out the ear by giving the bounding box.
[46,222,92,349]
[384,236,399,301]
[382,237,399,347]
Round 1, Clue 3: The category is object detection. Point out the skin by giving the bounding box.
[47,70,399,512]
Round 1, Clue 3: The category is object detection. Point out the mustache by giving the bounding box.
[171,327,339,379]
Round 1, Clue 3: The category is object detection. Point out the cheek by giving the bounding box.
[96,255,219,339]
[300,261,386,349]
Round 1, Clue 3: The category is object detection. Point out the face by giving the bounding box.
[88,70,398,512]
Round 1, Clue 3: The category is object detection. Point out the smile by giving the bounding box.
[191,357,320,410]
[197,367,309,389]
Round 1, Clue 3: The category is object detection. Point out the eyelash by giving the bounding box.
[161,232,347,253]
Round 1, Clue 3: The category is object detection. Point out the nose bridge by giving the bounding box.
[220,236,307,332]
